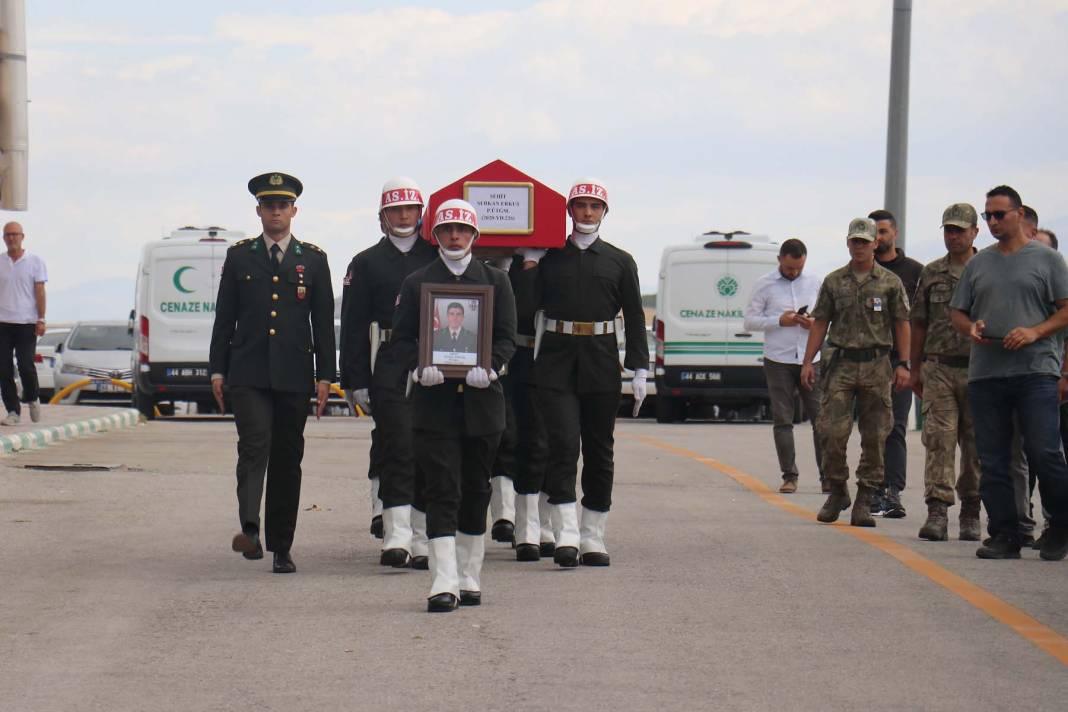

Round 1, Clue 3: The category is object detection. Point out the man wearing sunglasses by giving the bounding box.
[950,185,1068,561]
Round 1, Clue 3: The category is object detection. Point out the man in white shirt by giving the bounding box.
[0,222,48,425]
[743,239,824,493]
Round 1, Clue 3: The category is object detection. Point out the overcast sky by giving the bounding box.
[6,1,1068,320]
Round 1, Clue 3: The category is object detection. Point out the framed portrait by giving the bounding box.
[419,283,495,379]
[462,181,535,235]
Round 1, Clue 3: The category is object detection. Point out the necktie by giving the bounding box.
[270,244,281,271]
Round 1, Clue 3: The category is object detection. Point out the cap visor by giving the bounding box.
[846,233,874,241]
[940,220,974,229]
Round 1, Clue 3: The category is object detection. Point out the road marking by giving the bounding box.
[637,435,1068,668]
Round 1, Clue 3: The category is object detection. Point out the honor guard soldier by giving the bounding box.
[210,172,336,574]
[909,203,982,542]
[801,217,911,527]
[517,178,648,567]
[392,199,517,612]
[340,177,438,569]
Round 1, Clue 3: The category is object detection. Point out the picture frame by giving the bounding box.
[462,181,535,235]
[418,283,495,379]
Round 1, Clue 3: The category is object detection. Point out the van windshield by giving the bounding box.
[68,325,133,351]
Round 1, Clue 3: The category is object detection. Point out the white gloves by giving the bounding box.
[465,366,498,389]
[631,369,649,417]
[413,366,444,387]
[349,388,371,414]
[520,248,547,264]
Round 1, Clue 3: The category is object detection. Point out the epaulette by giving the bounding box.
[230,237,254,249]
[300,241,326,255]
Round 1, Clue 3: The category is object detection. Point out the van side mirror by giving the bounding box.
[128,309,135,336]
[55,342,63,353]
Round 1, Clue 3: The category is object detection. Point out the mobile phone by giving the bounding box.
[796,305,809,315]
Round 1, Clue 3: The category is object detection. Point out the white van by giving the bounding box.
[130,226,244,418]
[653,231,779,422]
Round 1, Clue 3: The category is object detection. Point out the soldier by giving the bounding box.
[210,172,335,574]
[517,178,648,567]
[909,203,982,542]
[339,177,438,569]
[801,217,911,527]
[392,199,517,612]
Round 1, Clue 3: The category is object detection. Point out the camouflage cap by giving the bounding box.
[846,217,877,241]
[941,202,978,229]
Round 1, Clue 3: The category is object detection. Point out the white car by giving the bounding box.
[54,321,134,404]
[34,328,70,401]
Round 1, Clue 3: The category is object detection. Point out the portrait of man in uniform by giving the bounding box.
[431,299,479,366]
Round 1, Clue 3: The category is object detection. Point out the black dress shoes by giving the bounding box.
[370,514,383,540]
[553,546,579,568]
[380,548,411,568]
[459,590,482,606]
[579,552,610,567]
[427,593,459,612]
[515,543,540,562]
[491,519,515,543]
[273,550,296,574]
[232,531,262,560]
[410,555,429,570]
[539,542,555,557]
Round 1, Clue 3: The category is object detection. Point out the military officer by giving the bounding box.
[392,199,517,612]
[340,177,438,569]
[909,203,982,542]
[517,178,648,568]
[210,172,336,574]
[801,217,911,527]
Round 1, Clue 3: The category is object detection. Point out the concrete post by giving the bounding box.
[0,0,29,211]
[884,0,911,248]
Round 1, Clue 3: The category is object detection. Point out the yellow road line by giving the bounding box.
[637,435,1068,668]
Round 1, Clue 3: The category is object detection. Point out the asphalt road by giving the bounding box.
[2,415,1067,712]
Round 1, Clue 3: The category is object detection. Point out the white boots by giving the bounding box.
[539,492,556,555]
[410,508,429,569]
[456,532,485,606]
[579,508,610,566]
[380,505,412,567]
[490,475,516,543]
[369,477,384,539]
[550,502,580,567]
[514,493,542,561]
[427,536,459,612]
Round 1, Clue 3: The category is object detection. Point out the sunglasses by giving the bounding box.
[981,209,1016,222]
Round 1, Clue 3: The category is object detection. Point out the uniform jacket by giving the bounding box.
[433,326,478,354]
[209,235,336,393]
[912,252,974,358]
[515,237,647,394]
[392,257,517,436]
[811,262,909,350]
[339,236,438,392]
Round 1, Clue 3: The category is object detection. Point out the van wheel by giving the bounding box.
[133,387,155,420]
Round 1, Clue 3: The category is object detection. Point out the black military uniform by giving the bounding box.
[209,172,335,572]
[516,236,647,564]
[339,235,437,563]
[393,257,517,538]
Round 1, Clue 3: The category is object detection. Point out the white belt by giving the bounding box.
[516,334,536,348]
[544,318,615,336]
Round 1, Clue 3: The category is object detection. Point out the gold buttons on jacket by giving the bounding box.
[269,328,276,336]
[272,275,280,283]
[272,293,279,301]
[271,311,277,318]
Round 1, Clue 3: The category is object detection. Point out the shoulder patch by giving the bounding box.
[230,237,254,249]
[300,241,326,255]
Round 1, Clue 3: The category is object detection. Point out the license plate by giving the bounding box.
[92,381,123,393]
[681,371,722,382]
[165,367,208,378]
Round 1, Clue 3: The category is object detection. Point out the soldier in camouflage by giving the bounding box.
[909,203,982,542]
[801,217,912,527]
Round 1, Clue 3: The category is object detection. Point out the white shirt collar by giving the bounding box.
[388,234,418,253]
[264,233,292,257]
[569,231,599,250]
[441,252,472,276]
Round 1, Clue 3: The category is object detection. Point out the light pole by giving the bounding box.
[0,0,28,211]
[884,0,911,248]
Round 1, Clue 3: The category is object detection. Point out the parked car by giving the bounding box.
[33,328,70,402]
[620,326,657,417]
[54,321,134,404]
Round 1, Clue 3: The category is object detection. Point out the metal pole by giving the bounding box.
[884,0,911,248]
[0,0,29,211]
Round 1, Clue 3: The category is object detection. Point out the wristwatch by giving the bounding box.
[895,360,911,370]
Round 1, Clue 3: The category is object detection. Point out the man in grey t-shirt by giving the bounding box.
[950,185,1068,561]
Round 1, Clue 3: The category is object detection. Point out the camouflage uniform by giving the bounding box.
[913,254,980,506]
[811,263,909,490]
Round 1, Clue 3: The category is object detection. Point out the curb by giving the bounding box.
[0,409,142,455]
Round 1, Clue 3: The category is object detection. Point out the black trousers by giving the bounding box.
[507,350,549,495]
[0,322,39,414]
[492,372,518,480]
[370,381,425,511]
[416,430,501,538]
[229,386,310,553]
[883,387,913,492]
[539,388,620,512]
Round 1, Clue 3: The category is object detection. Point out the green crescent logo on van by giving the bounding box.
[716,275,738,297]
[173,266,195,294]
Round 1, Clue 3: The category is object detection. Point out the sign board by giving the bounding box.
[424,159,565,249]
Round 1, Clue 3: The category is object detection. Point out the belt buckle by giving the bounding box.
[574,322,593,336]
